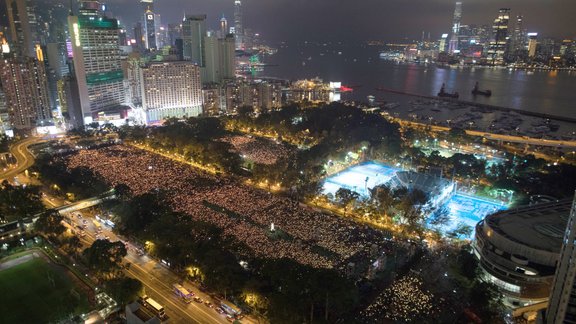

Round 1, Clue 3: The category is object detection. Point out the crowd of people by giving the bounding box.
[361,275,438,321]
[219,135,294,165]
[65,145,393,271]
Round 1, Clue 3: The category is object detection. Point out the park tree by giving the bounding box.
[104,277,143,304]
[34,209,66,238]
[83,239,127,276]
[335,188,360,214]
[447,222,473,239]
[370,185,395,215]
[0,181,45,222]
[429,206,451,228]
[64,235,83,256]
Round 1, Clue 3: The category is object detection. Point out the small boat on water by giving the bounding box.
[471,82,492,97]
[437,83,459,99]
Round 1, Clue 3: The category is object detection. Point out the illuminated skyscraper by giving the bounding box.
[448,2,462,54]
[220,15,228,38]
[68,8,125,124]
[234,0,244,49]
[140,0,156,50]
[527,33,538,58]
[487,8,510,65]
[546,194,576,324]
[510,15,526,54]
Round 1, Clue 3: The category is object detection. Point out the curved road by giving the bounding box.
[0,137,44,181]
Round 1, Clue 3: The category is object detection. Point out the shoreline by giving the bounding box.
[374,87,576,124]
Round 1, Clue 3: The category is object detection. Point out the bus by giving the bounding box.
[173,284,193,303]
[141,296,166,319]
[220,300,242,317]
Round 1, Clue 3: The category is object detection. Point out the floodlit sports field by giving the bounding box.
[323,162,400,198]
[323,162,509,238]
[443,193,508,233]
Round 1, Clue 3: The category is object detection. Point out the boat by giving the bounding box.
[437,83,459,99]
[471,82,492,96]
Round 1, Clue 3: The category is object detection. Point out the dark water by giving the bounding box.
[259,42,576,119]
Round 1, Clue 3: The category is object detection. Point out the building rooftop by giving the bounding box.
[485,199,573,253]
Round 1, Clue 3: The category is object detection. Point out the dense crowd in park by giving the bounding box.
[65,145,393,271]
[219,135,294,165]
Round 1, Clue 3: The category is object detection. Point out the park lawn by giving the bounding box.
[0,257,91,323]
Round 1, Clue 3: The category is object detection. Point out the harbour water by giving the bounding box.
[259,42,576,120]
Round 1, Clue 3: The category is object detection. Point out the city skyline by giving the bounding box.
[101,0,576,42]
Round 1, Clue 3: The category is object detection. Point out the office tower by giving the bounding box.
[0,55,51,128]
[448,2,462,54]
[5,0,37,57]
[182,14,206,65]
[68,11,125,125]
[175,38,183,60]
[487,8,510,65]
[134,22,144,51]
[46,42,69,79]
[167,23,182,47]
[546,195,576,324]
[144,9,156,50]
[438,33,448,53]
[78,0,101,17]
[527,33,538,58]
[139,61,203,124]
[234,0,244,50]
[220,15,228,38]
[509,15,526,56]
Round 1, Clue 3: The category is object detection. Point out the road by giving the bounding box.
[59,206,231,324]
[0,137,44,181]
[397,119,576,148]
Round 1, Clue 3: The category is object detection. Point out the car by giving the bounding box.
[193,296,203,303]
[226,314,235,322]
[204,301,213,308]
[216,307,225,314]
[82,219,88,224]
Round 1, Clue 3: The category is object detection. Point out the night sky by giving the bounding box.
[103,0,575,42]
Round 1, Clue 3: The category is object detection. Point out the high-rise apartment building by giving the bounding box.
[5,0,37,57]
[125,53,146,107]
[487,8,510,65]
[0,55,51,128]
[68,9,125,124]
[546,194,576,323]
[182,15,206,65]
[139,61,203,123]
[204,32,235,83]
[448,2,462,54]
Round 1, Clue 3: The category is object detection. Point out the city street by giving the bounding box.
[0,136,44,181]
[59,206,232,324]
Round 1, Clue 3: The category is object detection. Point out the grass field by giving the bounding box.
[0,255,91,323]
